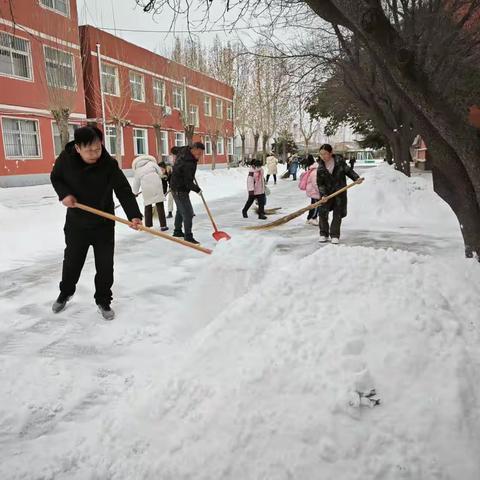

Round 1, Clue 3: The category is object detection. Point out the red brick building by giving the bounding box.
[79,26,234,170]
[0,2,234,186]
[0,0,86,186]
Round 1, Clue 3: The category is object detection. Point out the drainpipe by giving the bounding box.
[96,43,107,133]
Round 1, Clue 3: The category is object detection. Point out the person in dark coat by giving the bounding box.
[317,144,363,244]
[170,142,205,244]
[50,126,143,320]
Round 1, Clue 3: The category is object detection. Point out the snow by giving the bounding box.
[1,164,479,479]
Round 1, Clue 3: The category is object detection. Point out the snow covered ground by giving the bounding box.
[1,164,479,480]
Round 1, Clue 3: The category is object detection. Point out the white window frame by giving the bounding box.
[189,105,199,127]
[51,121,80,156]
[174,131,185,147]
[217,136,224,155]
[101,62,120,96]
[0,32,33,82]
[39,0,70,17]
[43,45,76,90]
[133,128,149,156]
[153,79,165,106]
[227,103,233,121]
[215,99,223,119]
[129,71,145,102]
[204,135,212,155]
[159,130,169,157]
[105,125,124,156]
[204,95,212,117]
[1,116,42,159]
[227,137,234,155]
[173,86,184,110]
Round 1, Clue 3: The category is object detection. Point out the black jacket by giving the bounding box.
[317,155,359,218]
[170,148,201,194]
[50,141,142,228]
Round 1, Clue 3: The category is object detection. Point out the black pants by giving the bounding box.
[307,198,319,220]
[265,174,277,184]
[319,201,343,238]
[144,202,166,228]
[172,191,194,236]
[59,222,114,306]
[243,193,266,217]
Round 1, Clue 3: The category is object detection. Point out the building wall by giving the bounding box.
[79,26,235,169]
[0,0,86,181]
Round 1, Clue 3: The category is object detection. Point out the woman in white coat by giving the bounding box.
[265,153,278,184]
[132,155,168,231]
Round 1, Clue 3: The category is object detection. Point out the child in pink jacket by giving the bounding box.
[305,155,320,225]
[242,159,267,219]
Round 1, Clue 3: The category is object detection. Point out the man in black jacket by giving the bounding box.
[170,142,205,244]
[50,126,142,320]
[317,144,363,244]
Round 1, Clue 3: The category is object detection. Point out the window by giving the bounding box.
[173,86,184,110]
[204,95,211,116]
[40,0,69,16]
[153,79,165,106]
[101,63,119,95]
[217,136,224,155]
[175,132,185,147]
[0,32,32,80]
[227,137,234,155]
[129,71,145,102]
[2,118,41,158]
[105,125,124,156]
[133,128,148,155]
[159,130,169,157]
[204,136,212,155]
[189,105,199,127]
[215,99,223,119]
[52,123,79,156]
[227,103,233,121]
[44,46,76,89]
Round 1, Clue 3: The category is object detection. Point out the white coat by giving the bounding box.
[266,155,278,175]
[132,155,165,206]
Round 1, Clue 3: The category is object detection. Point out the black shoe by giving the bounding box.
[97,303,115,321]
[242,210,248,218]
[167,212,173,219]
[173,230,184,237]
[258,215,267,220]
[184,235,200,245]
[160,226,169,232]
[52,293,71,313]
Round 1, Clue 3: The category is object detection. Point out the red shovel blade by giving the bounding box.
[213,230,231,241]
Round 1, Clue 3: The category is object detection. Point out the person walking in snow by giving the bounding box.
[289,155,300,181]
[304,154,320,226]
[132,154,168,231]
[242,159,267,219]
[50,126,142,320]
[170,142,205,244]
[317,144,363,244]
[265,152,279,184]
[165,146,181,218]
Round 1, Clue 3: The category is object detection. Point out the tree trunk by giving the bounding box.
[385,142,393,165]
[185,125,194,146]
[241,133,246,163]
[115,121,123,168]
[262,133,269,162]
[391,132,412,177]
[154,125,162,159]
[52,108,71,151]
[253,132,260,157]
[305,137,310,155]
[211,143,217,170]
[282,139,287,163]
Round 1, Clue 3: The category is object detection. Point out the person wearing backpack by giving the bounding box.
[299,154,320,225]
[242,159,267,219]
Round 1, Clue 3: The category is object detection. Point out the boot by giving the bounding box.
[173,230,184,237]
[242,210,248,218]
[258,215,267,220]
[97,303,115,321]
[160,226,169,232]
[184,235,200,245]
[52,293,71,313]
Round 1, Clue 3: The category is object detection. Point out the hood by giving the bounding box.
[132,155,157,170]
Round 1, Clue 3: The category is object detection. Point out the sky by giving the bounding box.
[76,0,274,56]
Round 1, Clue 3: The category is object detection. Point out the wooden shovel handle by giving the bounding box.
[194,179,219,232]
[75,203,212,255]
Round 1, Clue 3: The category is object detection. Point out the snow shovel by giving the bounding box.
[75,203,212,255]
[243,178,364,231]
[194,180,231,241]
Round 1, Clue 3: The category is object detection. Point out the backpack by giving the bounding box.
[298,169,312,191]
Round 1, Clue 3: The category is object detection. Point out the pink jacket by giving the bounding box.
[247,166,265,195]
[306,163,320,199]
